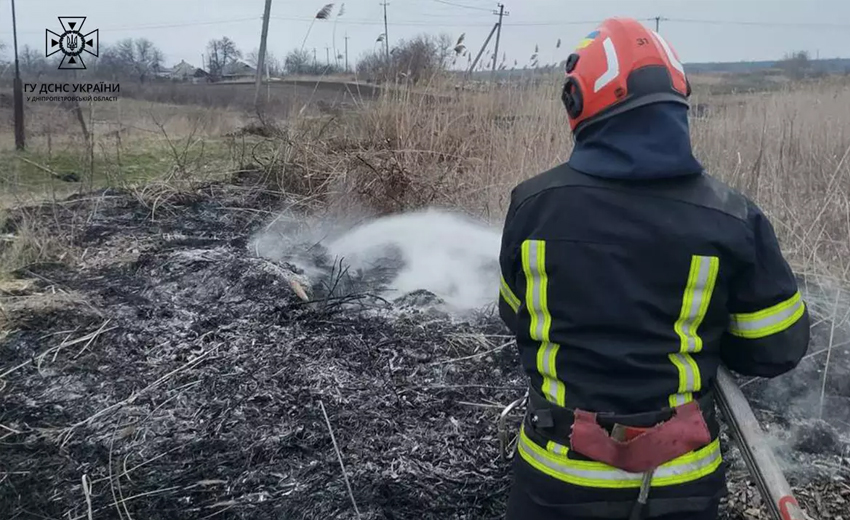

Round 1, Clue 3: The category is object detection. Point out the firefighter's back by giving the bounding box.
[506,164,750,415]
[499,17,808,520]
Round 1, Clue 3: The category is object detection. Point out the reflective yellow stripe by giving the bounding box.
[519,425,722,489]
[546,440,570,457]
[500,274,521,312]
[522,240,566,406]
[669,256,719,408]
[729,291,805,339]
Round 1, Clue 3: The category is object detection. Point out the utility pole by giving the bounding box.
[654,16,667,32]
[345,34,350,72]
[325,46,331,66]
[468,22,499,76]
[381,1,390,62]
[313,48,317,66]
[11,0,25,150]
[492,3,509,81]
[254,0,273,107]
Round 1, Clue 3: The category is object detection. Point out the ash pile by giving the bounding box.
[1,180,848,520]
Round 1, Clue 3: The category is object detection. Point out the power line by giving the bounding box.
[18,17,260,36]
[83,16,850,31]
[272,15,495,26]
[396,8,490,19]
[431,0,491,11]
[268,15,604,27]
[16,13,849,40]
[665,18,850,29]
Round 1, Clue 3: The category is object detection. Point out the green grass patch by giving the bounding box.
[0,137,242,202]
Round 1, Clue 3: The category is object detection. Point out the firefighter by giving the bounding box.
[498,17,810,520]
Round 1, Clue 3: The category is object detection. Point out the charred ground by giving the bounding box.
[1,178,848,519]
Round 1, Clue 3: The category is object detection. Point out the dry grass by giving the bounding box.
[2,75,850,284]
[0,210,72,279]
[275,76,850,282]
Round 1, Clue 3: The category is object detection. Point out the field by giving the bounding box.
[1,73,849,519]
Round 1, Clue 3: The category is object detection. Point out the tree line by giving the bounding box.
[1,32,468,84]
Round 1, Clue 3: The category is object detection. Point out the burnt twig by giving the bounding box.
[318,400,362,519]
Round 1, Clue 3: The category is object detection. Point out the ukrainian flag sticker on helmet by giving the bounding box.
[576,30,600,50]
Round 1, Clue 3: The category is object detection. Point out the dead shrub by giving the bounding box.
[0,210,72,278]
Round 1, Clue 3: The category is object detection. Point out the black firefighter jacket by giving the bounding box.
[497,163,810,501]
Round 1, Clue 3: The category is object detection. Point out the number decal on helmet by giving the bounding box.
[593,38,620,93]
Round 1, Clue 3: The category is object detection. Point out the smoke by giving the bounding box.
[324,208,502,311]
[249,207,850,460]
[250,207,502,314]
[740,278,850,477]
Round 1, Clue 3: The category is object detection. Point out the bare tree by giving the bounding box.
[778,50,812,80]
[20,45,49,75]
[357,33,457,84]
[284,48,341,75]
[207,37,242,80]
[99,38,164,82]
[248,48,281,77]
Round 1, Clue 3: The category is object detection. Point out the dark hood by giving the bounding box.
[567,102,703,180]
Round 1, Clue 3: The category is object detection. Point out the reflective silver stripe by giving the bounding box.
[524,241,546,341]
[500,275,521,312]
[729,292,805,339]
[538,342,562,403]
[670,256,719,407]
[522,240,565,406]
[519,427,722,489]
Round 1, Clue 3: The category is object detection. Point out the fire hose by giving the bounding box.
[497,367,811,520]
[715,366,809,520]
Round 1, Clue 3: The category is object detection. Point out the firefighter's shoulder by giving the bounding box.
[510,164,752,224]
[509,162,582,213]
[683,171,750,223]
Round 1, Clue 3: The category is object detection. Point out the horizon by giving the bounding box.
[2,1,849,72]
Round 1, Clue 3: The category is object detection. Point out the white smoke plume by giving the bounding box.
[250,207,503,313]
[324,208,502,311]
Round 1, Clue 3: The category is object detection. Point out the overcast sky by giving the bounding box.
[2,0,849,69]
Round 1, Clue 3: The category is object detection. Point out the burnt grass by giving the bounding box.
[1,178,849,520]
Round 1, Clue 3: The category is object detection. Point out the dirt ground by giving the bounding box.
[1,177,848,519]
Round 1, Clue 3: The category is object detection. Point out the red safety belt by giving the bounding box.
[569,401,712,474]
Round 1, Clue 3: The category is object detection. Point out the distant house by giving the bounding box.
[154,66,174,79]
[169,60,210,83]
[191,67,210,84]
[221,61,256,81]
[152,61,209,83]
[170,60,196,80]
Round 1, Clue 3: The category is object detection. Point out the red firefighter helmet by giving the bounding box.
[561,17,691,135]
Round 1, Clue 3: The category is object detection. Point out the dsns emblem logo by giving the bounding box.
[46,17,99,70]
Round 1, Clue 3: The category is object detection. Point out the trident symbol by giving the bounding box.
[47,17,99,69]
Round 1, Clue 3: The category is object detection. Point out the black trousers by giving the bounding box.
[505,453,725,520]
